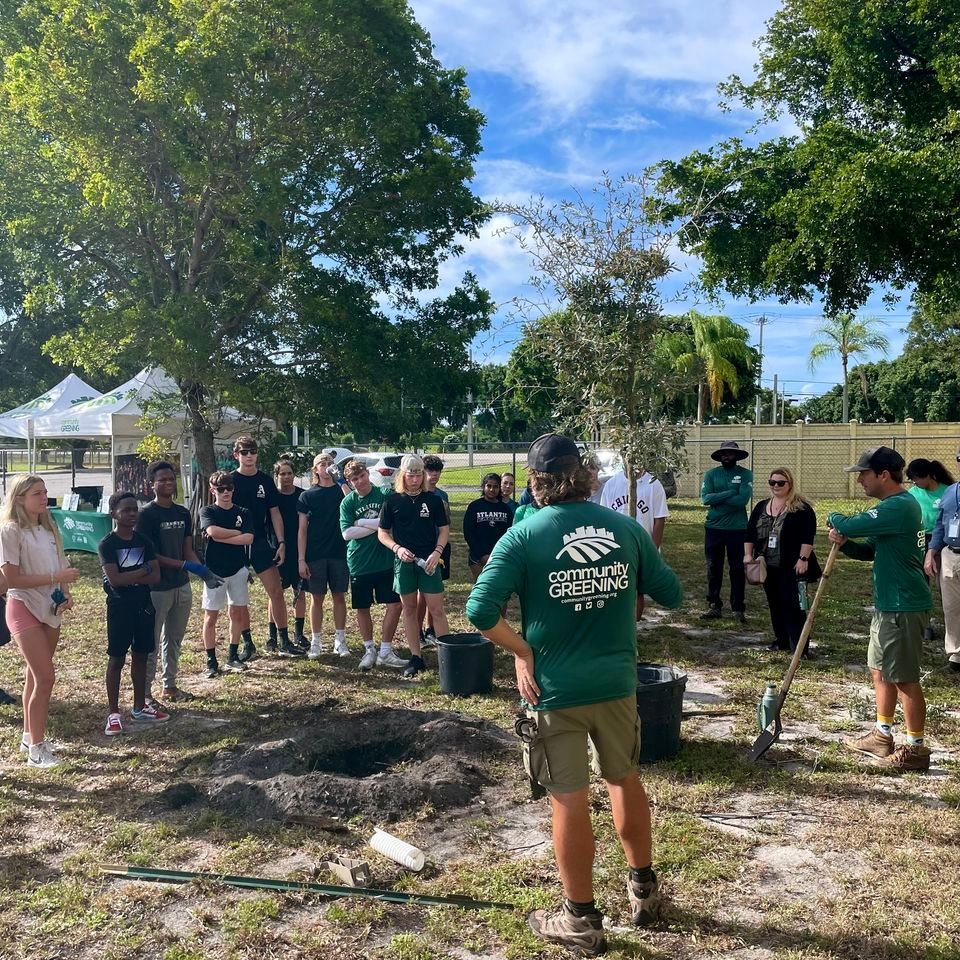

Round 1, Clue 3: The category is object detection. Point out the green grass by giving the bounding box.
[1,497,958,959]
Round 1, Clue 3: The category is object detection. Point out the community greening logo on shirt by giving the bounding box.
[549,526,629,610]
[555,525,619,564]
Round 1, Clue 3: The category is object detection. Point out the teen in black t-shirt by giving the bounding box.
[270,458,308,653]
[230,436,290,659]
[98,492,164,736]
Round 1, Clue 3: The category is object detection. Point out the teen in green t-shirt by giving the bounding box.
[467,434,683,955]
[339,460,405,672]
[828,447,932,773]
[906,458,955,537]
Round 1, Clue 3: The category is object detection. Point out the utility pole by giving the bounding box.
[466,389,474,467]
[754,315,767,425]
[771,374,778,425]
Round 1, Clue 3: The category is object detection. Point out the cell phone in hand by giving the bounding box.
[51,587,67,615]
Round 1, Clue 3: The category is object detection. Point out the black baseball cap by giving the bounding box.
[845,446,905,474]
[527,434,582,474]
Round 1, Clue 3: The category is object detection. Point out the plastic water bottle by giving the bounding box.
[798,580,809,612]
[415,557,428,570]
[758,681,778,732]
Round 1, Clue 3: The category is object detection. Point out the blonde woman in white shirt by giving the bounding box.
[0,475,79,768]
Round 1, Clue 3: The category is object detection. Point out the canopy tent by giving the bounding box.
[31,367,263,441]
[0,373,102,440]
[31,367,271,503]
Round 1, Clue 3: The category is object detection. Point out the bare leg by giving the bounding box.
[872,668,898,718]
[332,592,347,631]
[105,654,125,715]
[15,626,58,746]
[417,592,428,632]
[203,610,219,652]
[424,592,449,638]
[605,772,653,868]
[896,681,926,732]
[549,788,595,902]
[382,602,401,644]
[400,593,423,656]
[258,566,287,628]
[294,590,307,618]
[309,592,326,635]
[229,605,246,645]
[130,651,147,711]
[356,608,373,644]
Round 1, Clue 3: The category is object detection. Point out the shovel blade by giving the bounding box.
[749,718,782,762]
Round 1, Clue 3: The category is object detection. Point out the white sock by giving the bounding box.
[311,632,323,643]
[335,629,346,643]
[364,641,376,652]
[379,642,393,656]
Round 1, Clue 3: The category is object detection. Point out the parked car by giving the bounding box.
[591,449,677,498]
[337,452,403,489]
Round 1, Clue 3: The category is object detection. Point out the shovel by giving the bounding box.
[750,541,841,762]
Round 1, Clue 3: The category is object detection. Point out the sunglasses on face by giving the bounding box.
[769,479,788,488]
[214,485,233,493]
[237,449,256,455]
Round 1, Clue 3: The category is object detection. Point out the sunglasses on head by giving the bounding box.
[214,485,233,493]
[768,479,788,488]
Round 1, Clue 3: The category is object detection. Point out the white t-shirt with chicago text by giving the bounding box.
[600,470,669,538]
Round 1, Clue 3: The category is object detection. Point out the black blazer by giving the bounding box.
[746,499,822,581]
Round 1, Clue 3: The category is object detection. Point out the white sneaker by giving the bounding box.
[308,638,324,659]
[359,648,377,671]
[20,735,29,754]
[376,650,409,669]
[27,741,60,768]
[334,637,351,657]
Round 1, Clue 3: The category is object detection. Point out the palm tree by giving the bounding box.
[808,313,889,423]
[666,312,755,422]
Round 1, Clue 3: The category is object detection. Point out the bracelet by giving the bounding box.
[433,548,442,555]
[277,540,285,545]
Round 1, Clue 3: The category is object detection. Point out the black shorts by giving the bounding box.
[440,542,451,582]
[250,537,278,575]
[307,559,350,595]
[350,568,400,609]
[279,559,308,593]
[106,600,156,658]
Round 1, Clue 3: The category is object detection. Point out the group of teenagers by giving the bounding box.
[0,438,538,767]
[700,439,957,774]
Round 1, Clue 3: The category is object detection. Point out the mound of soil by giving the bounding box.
[204,707,514,822]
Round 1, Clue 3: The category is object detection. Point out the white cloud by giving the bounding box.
[410,0,781,114]
[586,112,659,133]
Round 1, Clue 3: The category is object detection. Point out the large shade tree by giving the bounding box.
[659,0,960,314]
[0,0,489,482]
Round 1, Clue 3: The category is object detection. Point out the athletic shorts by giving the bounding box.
[868,610,928,684]
[307,558,349,595]
[523,694,640,795]
[202,568,250,611]
[249,537,278,575]
[106,600,156,658]
[278,558,308,593]
[440,542,451,582]
[394,557,443,596]
[350,568,400,609]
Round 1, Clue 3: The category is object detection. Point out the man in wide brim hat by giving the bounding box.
[710,440,749,463]
[700,440,753,621]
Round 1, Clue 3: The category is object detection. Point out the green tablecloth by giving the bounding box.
[50,509,112,553]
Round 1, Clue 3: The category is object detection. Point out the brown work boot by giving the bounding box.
[884,743,931,772]
[527,903,606,956]
[627,871,660,926]
[845,728,894,759]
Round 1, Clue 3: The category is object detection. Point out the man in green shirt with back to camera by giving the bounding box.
[700,440,753,623]
[827,446,932,772]
[466,434,683,956]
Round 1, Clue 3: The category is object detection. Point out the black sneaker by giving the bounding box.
[293,633,309,651]
[205,663,219,679]
[421,628,439,649]
[403,655,426,679]
[700,607,722,620]
[767,640,789,651]
[224,656,247,673]
[238,639,257,662]
[949,660,960,673]
[733,611,747,624]
[278,639,306,657]
[265,637,278,654]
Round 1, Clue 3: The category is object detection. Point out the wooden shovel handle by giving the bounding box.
[777,541,841,703]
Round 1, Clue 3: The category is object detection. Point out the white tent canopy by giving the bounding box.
[31,367,262,440]
[0,373,102,440]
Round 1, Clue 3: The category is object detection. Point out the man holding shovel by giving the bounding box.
[827,446,932,771]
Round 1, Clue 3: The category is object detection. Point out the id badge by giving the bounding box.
[949,518,960,540]
[767,535,778,549]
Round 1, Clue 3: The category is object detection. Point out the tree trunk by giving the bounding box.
[697,381,707,422]
[184,382,216,562]
[841,355,849,423]
[626,459,637,523]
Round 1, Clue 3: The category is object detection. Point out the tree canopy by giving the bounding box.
[659,0,960,313]
[0,0,489,467]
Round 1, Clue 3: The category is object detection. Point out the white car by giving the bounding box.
[336,452,403,489]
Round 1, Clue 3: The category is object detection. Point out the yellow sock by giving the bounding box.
[875,715,894,737]
[906,729,924,746]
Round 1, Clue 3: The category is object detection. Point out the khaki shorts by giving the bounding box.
[868,610,929,684]
[524,694,640,795]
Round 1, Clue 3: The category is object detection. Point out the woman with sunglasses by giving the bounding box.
[744,467,821,655]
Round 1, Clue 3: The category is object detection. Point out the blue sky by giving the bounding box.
[409,0,912,404]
